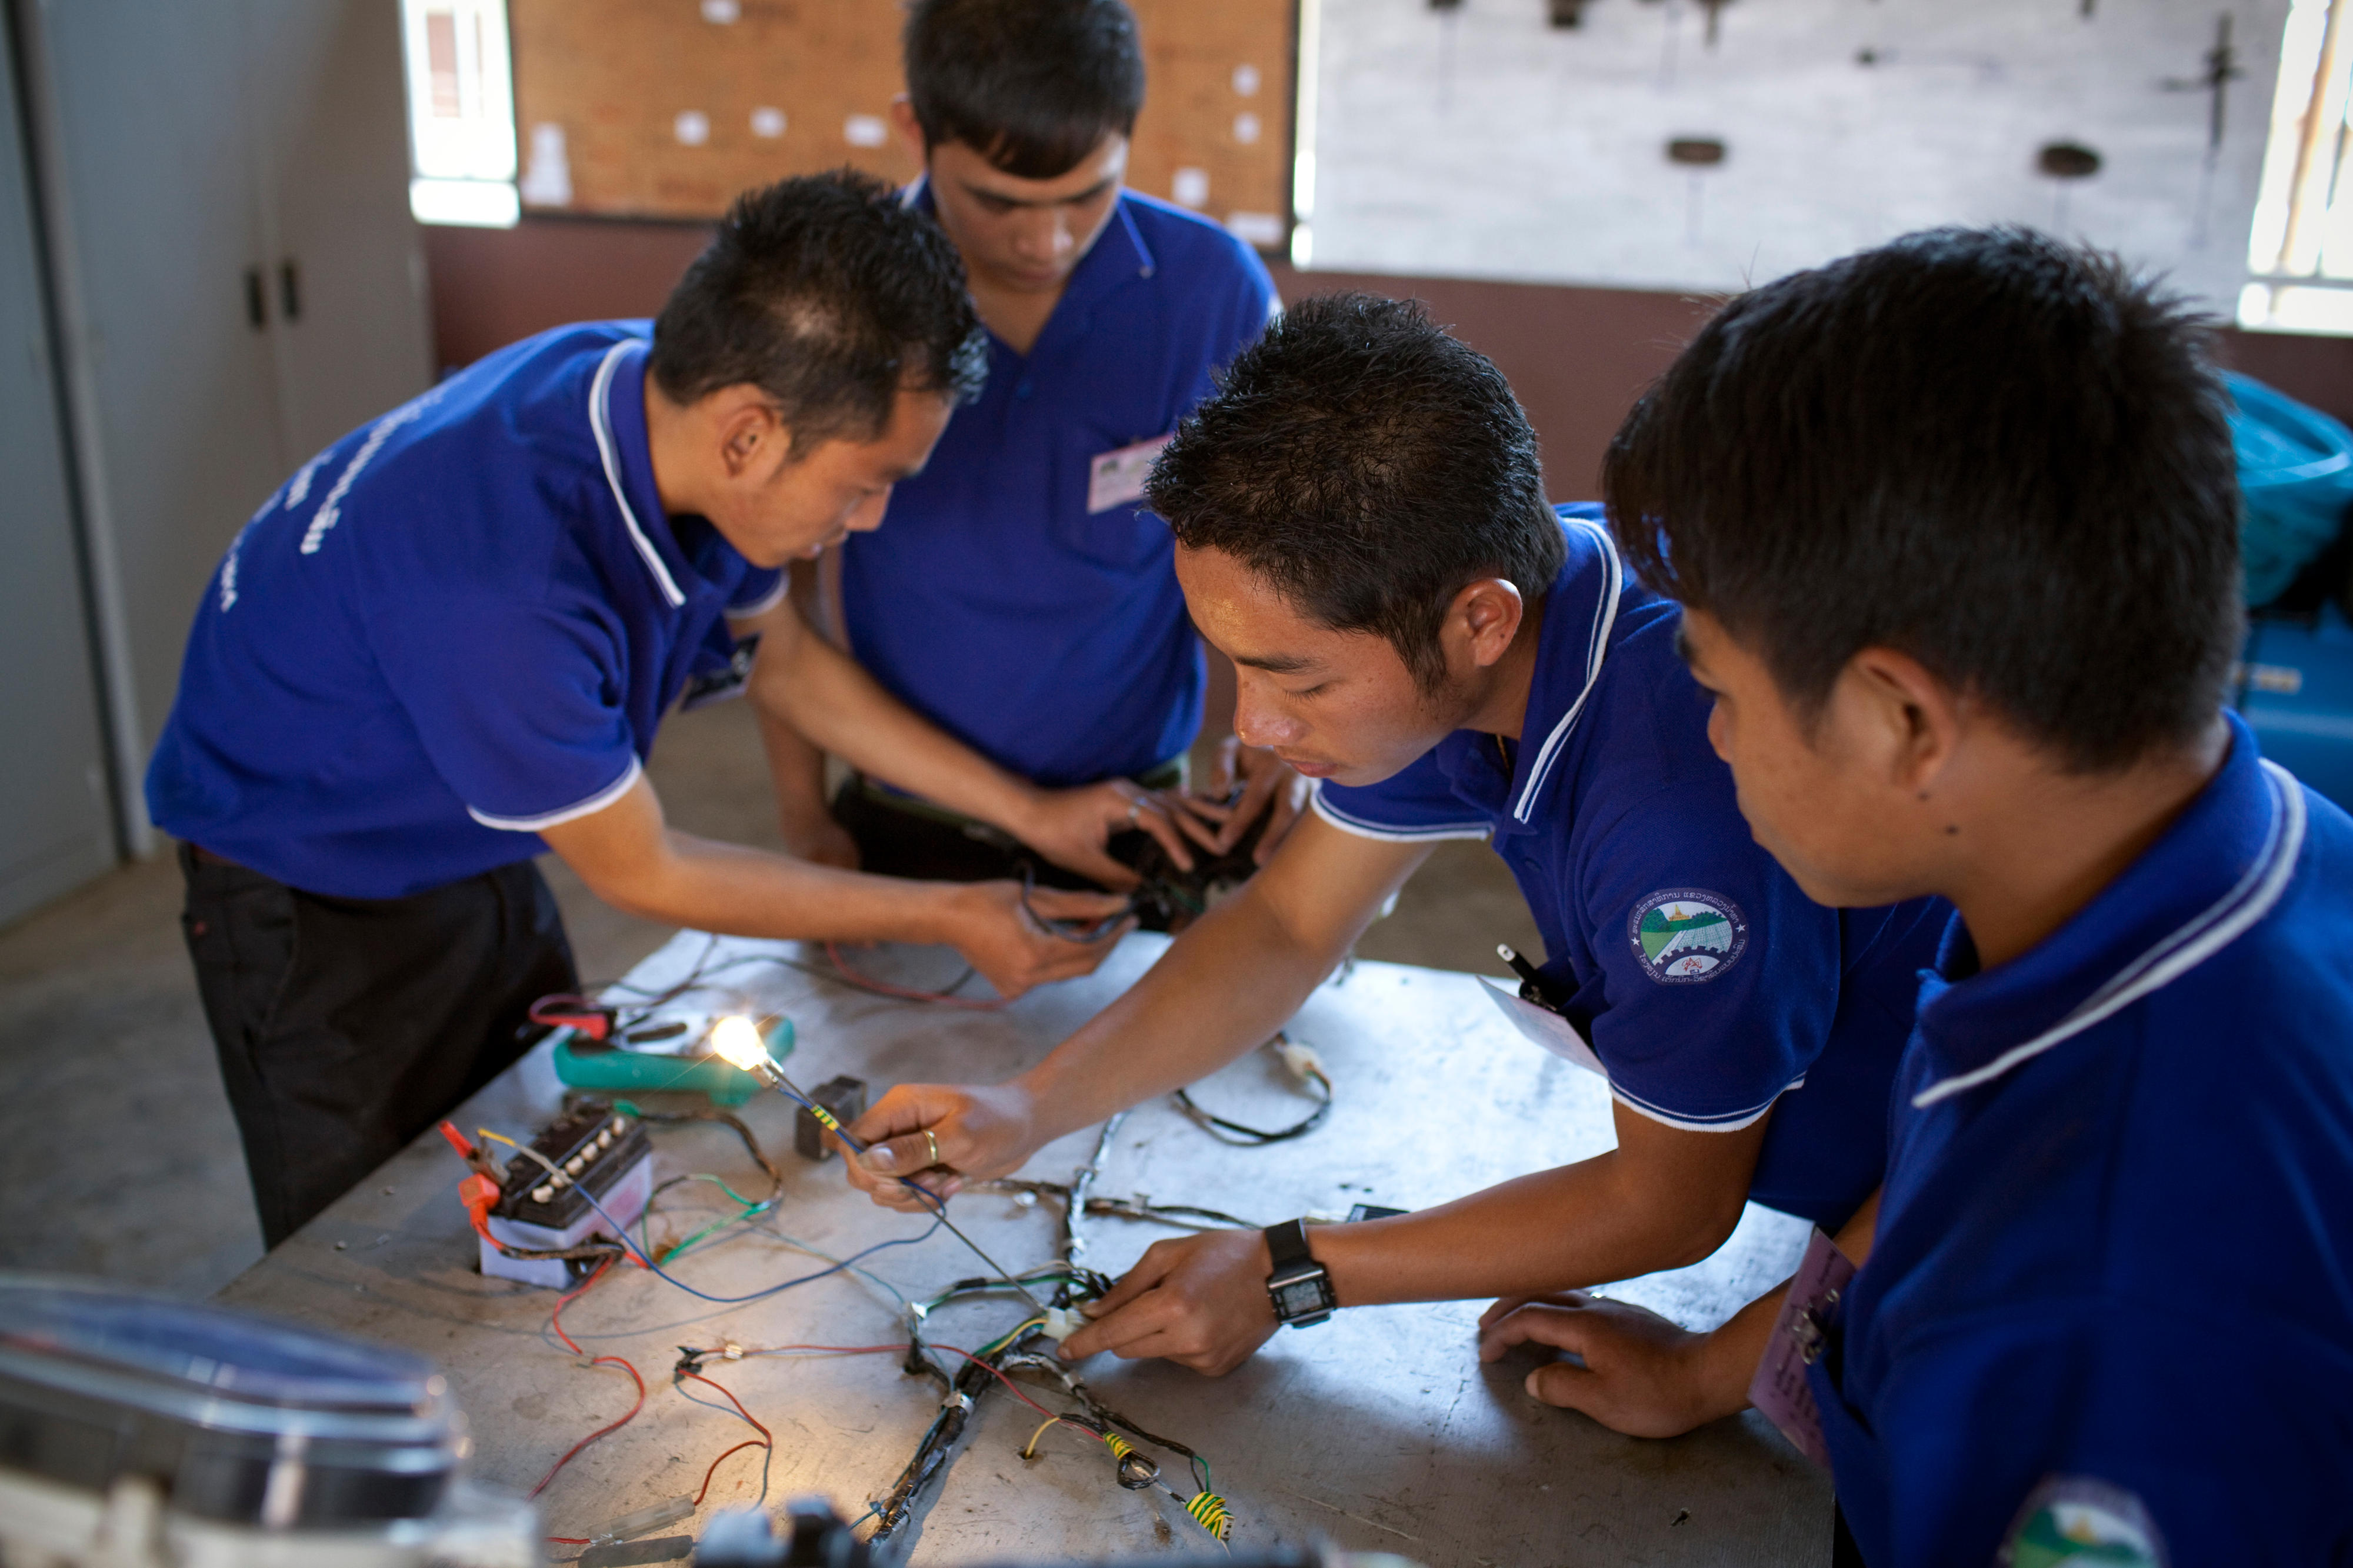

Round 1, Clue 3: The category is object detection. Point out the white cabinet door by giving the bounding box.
[21,0,290,792]
[0,22,116,924]
[16,0,430,869]
[248,0,433,466]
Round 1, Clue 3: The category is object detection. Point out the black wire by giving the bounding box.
[1171,1044,1334,1145]
[999,1352,1216,1495]
[1018,861,1133,943]
[626,1107,784,1195]
[1084,1197,1265,1230]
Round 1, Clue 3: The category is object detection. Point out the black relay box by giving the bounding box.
[794,1076,868,1162]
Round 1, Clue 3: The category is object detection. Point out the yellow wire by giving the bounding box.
[1185,1490,1232,1541]
[1018,1413,1112,1462]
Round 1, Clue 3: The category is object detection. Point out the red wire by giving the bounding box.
[678,1369,773,1439]
[676,1368,776,1509]
[687,1342,905,1357]
[694,1439,767,1506]
[824,942,1011,1010]
[531,1260,648,1499]
[922,1341,1093,1427]
[548,1259,608,1357]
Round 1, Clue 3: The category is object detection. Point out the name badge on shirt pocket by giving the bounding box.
[1748,1225,1858,1468]
[1086,433,1174,515]
[1476,976,1607,1077]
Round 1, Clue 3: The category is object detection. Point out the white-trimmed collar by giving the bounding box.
[588,339,685,609]
[1509,515,1624,825]
[1911,758,2307,1108]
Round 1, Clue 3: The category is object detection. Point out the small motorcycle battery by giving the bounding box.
[479,1102,655,1289]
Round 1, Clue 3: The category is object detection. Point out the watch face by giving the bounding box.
[1273,1277,1329,1317]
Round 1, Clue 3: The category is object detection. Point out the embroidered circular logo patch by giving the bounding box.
[1999,1476,2167,1568]
[1629,889,1749,984]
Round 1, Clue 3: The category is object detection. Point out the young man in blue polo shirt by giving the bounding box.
[767,0,1296,902]
[836,295,1944,1375]
[148,173,1144,1247]
[1478,228,2353,1564]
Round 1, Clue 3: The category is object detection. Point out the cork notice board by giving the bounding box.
[509,0,1294,249]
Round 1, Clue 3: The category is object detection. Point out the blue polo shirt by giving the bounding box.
[145,322,782,900]
[1314,506,1945,1226]
[1809,715,2353,1567]
[836,188,1277,788]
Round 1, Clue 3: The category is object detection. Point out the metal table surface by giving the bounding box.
[215,932,1831,1566]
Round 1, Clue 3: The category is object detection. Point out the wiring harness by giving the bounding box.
[452,1033,1282,1547]
[859,1116,1234,1545]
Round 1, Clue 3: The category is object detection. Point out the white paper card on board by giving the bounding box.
[1477,976,1607,1078]
[1086,433,1174,514]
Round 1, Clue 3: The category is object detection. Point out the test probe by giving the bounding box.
[707,1016,1054,1321]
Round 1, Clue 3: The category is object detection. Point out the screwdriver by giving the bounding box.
[710,1017,1051,1320]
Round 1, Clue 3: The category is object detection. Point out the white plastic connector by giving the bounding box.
[1275,1039,1325,1081]
[1042,1306,1086,1342]
[721,1342,744,1360]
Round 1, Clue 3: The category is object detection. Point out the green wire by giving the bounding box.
[641,1173,767,1265]
[695,1174,768,1210]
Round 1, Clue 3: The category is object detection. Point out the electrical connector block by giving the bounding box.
[1041,1306,1086,1342]
[1275,1038,1324,1082]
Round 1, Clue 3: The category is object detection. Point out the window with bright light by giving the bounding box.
[400,0,519,228]
[2246,0,2353,332]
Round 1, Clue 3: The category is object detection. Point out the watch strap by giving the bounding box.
[1264,1217,1315,1272]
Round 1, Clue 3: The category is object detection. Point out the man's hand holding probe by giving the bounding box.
[836,811,1433,1216]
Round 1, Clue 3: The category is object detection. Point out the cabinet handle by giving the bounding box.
[244,266,266,329]
[279,260,301,322]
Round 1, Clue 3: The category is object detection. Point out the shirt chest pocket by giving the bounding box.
[1052,424,1178,574]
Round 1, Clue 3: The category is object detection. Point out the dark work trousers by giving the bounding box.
[177,844,577,1248]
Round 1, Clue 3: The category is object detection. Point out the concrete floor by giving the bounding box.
[0,699,1539,1297]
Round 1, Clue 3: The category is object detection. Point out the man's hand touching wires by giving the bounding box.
[1170,737,1308,866]
[1008,777,1197,890]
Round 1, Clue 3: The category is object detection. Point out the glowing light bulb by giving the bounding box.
[709,1015,769,1071]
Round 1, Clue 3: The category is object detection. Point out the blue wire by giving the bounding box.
[520,1150,942,1306]
[674,1379,758,1423]
[535,1225,923,1349]
[672,1379,774,1507]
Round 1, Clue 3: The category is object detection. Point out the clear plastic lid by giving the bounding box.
[0,1273,465,1524]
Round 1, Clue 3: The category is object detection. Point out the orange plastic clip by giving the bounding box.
[458,1173,501,1244]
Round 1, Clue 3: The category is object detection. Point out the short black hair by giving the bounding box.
[651,171,988,453]
[1148,293,1568,690]
[1607,226,2241,773]
[904,0,1146,179]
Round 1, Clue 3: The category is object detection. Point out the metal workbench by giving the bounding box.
[214,932,1831,1566]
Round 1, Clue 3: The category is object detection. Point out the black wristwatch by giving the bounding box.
[1263,1218,1337,1328]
